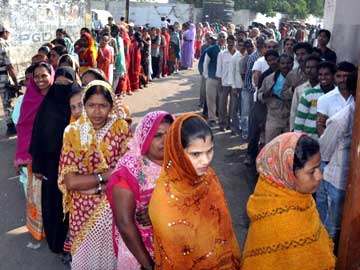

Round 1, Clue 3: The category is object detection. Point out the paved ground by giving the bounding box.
[0,67,257,269]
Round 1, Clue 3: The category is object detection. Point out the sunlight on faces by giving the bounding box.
[84,93,112,129]
[184,135,214,176]
[33,66,52,92]
[146,122,171,163]
[294,152,322,194]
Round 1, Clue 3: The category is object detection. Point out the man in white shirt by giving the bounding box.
[317,61,357,136]
[289,55,321,131]
[216,34,237,131]
[229,38,246,135]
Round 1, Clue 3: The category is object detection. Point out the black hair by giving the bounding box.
[305,54,321,64]
[120,17,125,21]
[337,61,357,73]
[293,135,320,173]
[81,27,91,34]
[25,65,34,75]
[318,29,331,40]
[265,49,280,61]
[168,25,175,32]
[311,47,322,56]
[108,16,113,20]
[283,37,295,46]
[279,53,294,62]
[59,54,74,67]
[69,87,83,100]
[38,46,51,56]
[162,114,174,124]
[51,38,66,47]
[227,34,236,42]
[181,117,213,148]
[111,25,120,36]
[51,45,68,57]
[81,68,106,82]
[293,42,313,54]
[347,71,358,97]
[318,61,337,74]
[83,85,113,107]
[32,62,52,76]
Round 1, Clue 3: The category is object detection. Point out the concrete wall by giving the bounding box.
[90,0,126,21]
[128,2,196,27]
[0,0,89,74]
[324,0,360,64]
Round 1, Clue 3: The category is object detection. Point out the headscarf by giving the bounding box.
[256,132,303,190]
[15,63,55,165]
[83,32,98,61]
[149,113,241,269]
[106,111,173,257]
[184,23,196,41]
[30,67,81,171]
[242,132,336,270]
[119,25,130,45]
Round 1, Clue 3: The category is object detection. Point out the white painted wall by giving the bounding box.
[324,0,360,64]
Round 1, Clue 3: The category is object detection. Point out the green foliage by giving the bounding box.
[234,0,324,19]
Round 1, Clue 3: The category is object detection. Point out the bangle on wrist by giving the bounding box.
[96,173,105,184]
[95,182,102,194]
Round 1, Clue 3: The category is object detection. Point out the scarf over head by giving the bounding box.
[241,133,336,270]
[106,110,174,258]
[149,113,241,269]
[15,63,54,165]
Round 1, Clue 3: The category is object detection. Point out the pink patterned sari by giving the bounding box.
[107,111,173,269]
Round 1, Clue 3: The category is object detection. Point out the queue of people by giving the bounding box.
[0,18,357,270]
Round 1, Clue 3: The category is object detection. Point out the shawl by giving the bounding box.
[15,65,55,165]
[149,113,241,269]
[79,33,97,72]
[106,111,173,257]
[115,35,126,75]
[241,133,336,270]
[30,67,81,174]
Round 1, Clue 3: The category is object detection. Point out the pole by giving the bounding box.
[125,0,130,23]
[337,58,360,270]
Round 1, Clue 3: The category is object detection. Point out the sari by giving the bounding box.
[107,111,173,269]
[97,44,113,81]
[15,68,54,241]
[78,33,97,74]
[168,32,180,74]
[149,113,241,269]
[117,26,131,94]
[194,24,203,59]
[30,67,81,252]
[160,32,170,76]
[128,38,141,91]
[181,24,195,68]
[241,133,336,270]
[58,80,131,269]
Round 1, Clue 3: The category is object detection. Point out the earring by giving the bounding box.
[166,160,172,170]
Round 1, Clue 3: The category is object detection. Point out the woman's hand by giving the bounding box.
[136,208,152,227]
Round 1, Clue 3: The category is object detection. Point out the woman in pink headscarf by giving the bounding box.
[180,22,196,69]
[106,111,174,269]
[14,62,54,243]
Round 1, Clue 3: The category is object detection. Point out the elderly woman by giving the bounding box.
[106,111,174,269]
[149,113,241,269]
[58,80,131,269]
[241,133,336,270]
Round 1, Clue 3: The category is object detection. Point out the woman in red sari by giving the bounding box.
[97,34,114,81]
[160,27,170,76]
[194,23,203,59]
[77,33,97,74]
[128,32,142,91]
[117,26,132,95]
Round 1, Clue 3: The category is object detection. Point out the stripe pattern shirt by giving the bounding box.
[294,88,324,139]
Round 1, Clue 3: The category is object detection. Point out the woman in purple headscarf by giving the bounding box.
[180,22,196,69]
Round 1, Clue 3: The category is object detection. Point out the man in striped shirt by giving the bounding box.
[294,61,337,138]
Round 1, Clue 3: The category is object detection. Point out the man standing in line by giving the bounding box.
[216,35,237,132]
[0,24,18,135]
[203,32,227,127]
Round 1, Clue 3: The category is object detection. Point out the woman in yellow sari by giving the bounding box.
[149,113,241,269]
[241,132,336,270]
[58,80,131,269]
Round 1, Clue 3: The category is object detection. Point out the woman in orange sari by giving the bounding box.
[128,32,142,91]
[77,32,97,74]
[149,113,241,269]
[241,133,336,270]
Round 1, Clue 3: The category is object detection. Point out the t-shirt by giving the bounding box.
[252,56,269,73]
[317,87,354,118]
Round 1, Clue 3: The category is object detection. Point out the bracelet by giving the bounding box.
[96,173,104,184]
[96,182,102,195]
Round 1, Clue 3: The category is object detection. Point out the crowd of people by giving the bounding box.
[0,15,357,270]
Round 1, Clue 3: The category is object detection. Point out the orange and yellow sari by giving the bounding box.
[149,113,241,269]
[241,133,336,270]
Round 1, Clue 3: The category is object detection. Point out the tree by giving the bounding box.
[234,0,324,19]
